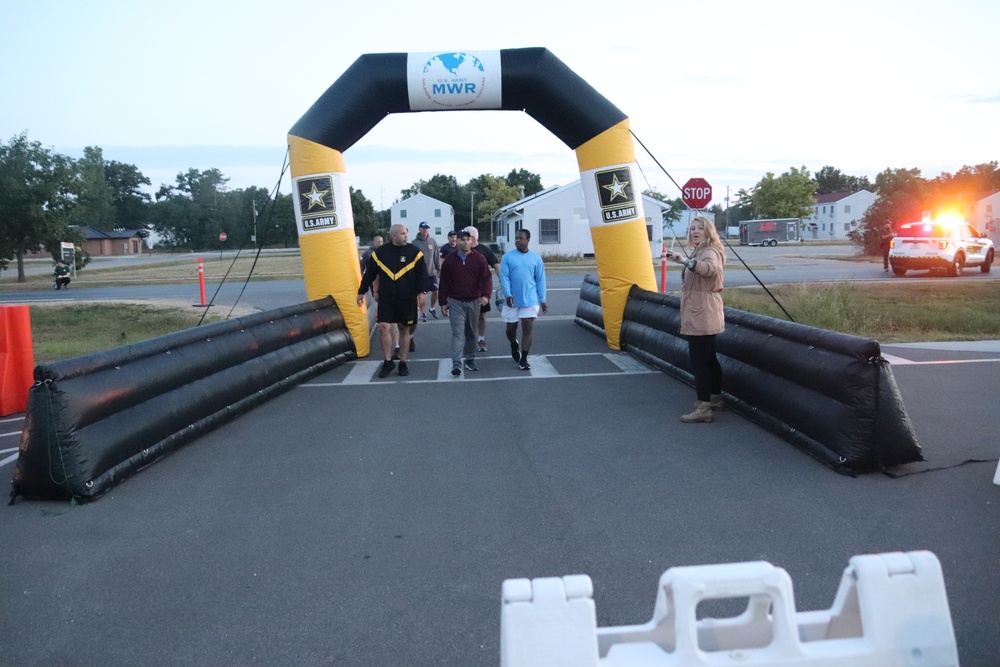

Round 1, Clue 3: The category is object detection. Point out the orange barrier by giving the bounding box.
[0,305,36,416]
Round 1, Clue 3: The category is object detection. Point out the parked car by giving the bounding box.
[888,220,995,277]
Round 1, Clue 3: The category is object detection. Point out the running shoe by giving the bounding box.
[378,360,396,378]
[477,339,487,352]
[398,361,409,377]
[463,359,479,372]
[510,340,520,362]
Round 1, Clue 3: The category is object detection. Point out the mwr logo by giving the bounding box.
[420,52,487,108]
[595,167,637,223]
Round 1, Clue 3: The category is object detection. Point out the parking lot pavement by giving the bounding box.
[2,320,998,665]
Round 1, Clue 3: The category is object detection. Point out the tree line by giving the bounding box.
[3,131,998,282]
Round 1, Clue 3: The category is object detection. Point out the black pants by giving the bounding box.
[687,334,722,402]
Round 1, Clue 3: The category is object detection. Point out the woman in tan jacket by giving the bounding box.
[665,216,726,423]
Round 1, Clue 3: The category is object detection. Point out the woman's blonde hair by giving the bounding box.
[688,216,723,253]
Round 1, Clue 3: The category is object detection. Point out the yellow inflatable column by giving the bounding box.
[287,135,369,357]
[575,119,657,349]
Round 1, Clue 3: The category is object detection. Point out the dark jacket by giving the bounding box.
[358,242,430,299]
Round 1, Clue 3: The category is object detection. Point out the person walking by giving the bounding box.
[438,229,492,376]
[357,224,429,378]
[500,229,547,370]
[439,229,459,260]
[410,221,442,323]
[463,225,501,352]
[664,216,726,423]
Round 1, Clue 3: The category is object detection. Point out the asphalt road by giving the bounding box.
[1,249,998,665]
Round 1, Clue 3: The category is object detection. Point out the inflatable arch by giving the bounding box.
[288,47,656,354]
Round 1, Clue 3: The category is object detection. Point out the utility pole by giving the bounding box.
[252,200,258,245]
[470,192,475,229]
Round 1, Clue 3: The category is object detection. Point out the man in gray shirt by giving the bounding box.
[409,222,442,351]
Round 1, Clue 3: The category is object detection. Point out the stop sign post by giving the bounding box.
[681,178,712,209]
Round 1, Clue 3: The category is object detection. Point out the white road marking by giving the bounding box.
[302,352,657,387]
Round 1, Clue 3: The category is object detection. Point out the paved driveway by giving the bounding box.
[1,282,998,665]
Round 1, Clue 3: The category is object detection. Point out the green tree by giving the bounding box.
[478,174,520,238]
[74,146,115,230]
[104,160,151,230]
[0,133,77,281]
[814,165,872,195]
[751,166,816,219]
[350,187,378,239]
[150,168,230,249]
[505,168,544,197]
[853,168,928,254]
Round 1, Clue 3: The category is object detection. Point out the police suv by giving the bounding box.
[888,219,995,277]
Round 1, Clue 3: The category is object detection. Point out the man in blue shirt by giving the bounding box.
[499,229,547,370]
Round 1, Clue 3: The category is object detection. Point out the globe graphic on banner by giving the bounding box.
[420,52,487,108]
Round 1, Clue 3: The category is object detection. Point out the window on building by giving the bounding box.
[844,223,850,232]
[822,206,825,214]
[435,227,442,236]
[400,210,407,218]
[844,205,851,214]
[434,208,441,217]
[821,223,826,231]
[539,218,560,244]
[646,224,653,241]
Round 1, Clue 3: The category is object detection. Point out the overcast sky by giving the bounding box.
[2,0,997,209]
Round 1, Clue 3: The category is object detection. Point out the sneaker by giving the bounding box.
[378,360,396,378]
[409,338,416,352]
[477,339,487,352]
[54,283,59,290]
[420,313,427,323]
[392,347,400,361]
[463,359,479,372]
[518,358,531,371]
[397,361,409,377]
[510,340,520,362]
[451,366,461,376]
[429,308,439,320]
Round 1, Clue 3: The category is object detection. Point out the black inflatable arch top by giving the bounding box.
[289,48,628,152]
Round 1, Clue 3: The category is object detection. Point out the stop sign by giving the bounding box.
[681,178,712,209]
[219,232,228,242]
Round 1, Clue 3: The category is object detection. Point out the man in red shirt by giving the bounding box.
[439,229,493,376]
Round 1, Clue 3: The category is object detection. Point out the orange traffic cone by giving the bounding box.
[0,305,36,416]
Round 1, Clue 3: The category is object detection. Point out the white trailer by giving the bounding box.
[739,218,801,246]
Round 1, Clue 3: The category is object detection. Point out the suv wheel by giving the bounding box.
[948,252,965,277]
[892,266,906,277]
[981,249,994,274]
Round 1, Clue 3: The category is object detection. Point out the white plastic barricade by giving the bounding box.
[500,551,958,667]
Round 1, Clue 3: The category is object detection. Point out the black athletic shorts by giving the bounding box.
[377,294,418,325]
[428,276,439,291]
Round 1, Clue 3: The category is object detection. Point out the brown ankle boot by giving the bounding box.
[680,401,714,423]
[709,394,725,411]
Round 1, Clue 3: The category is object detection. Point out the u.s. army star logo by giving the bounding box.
[296,176,338,230]
[595,167,637,223]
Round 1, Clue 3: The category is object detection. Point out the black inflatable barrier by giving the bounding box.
[10,297,356,502]
[576,279,922,474]
[573,274,605,337]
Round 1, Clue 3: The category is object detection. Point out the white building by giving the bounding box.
[802,190,877,240]
[960,191,1000,244]
[492,181,672,258]
[390,193,455,243]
